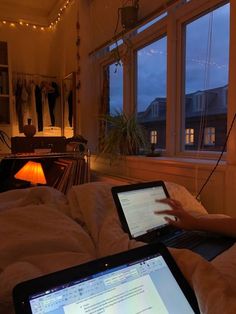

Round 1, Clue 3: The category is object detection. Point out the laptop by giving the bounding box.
[13,242,200,314]
[111,180,235,261]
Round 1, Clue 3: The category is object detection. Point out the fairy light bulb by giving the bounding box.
[1,0,71,30]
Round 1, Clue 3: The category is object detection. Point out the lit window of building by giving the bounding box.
[204,127,215,145]
[150,130,158,144]
[185,128,194,145]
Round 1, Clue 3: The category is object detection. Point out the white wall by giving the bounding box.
[52,0,78,78]
[0,25,55,74]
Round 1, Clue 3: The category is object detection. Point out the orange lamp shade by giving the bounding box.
[14,161,47,185]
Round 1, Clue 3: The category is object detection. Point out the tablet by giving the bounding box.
[13,242,200,314]
[111,180,172,240]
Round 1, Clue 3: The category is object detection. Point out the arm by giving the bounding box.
[155,199,236,238]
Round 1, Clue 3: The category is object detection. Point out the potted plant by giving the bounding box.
[0,129,11,150]
[98,111,148,163]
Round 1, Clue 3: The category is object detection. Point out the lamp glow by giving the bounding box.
[14,161,46,185]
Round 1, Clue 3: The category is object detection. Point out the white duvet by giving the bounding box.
[0,182,235,313]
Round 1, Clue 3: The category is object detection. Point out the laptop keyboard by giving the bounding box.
[163,231,206,249]
[157,230,235,261]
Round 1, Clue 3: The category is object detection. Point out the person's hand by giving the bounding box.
[154,199,199,230]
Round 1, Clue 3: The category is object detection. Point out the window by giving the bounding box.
[108,62,123,115]
[193,93,205,112]
[185,128,194,145]
[150,130,158,145]
[152,101,159,117]
[184,3,230,152]
[97,0,231,159]
[204,127,215,145]
[136,36,167,149]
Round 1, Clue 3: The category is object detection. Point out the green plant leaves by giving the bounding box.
[98,110,148,163]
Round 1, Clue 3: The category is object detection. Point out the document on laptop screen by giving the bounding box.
[117,186,171,237]
[29,254,195,314]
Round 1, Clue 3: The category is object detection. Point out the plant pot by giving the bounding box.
[23,119,36,137]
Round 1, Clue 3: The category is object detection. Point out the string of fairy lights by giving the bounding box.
[0,0,72,31]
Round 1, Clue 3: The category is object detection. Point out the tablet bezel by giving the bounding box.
[13,242,200,314]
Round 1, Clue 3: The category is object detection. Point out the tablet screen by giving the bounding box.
[116,185,171,237]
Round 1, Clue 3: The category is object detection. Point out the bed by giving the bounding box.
[0,181,235,313]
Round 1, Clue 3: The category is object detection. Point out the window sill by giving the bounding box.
[125,155,226,169]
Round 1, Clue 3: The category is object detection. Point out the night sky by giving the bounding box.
[109,3,229,113]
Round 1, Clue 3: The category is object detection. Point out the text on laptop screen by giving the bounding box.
[29,254,194,314]
[117,186,171,237]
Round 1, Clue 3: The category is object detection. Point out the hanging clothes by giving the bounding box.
[21,79,30,126]
[29,81,38,129]
[47,81,59,126]
[35,84,43,132]
[14,80,24,133]
[41,83,51,128]
[13,73,60,133]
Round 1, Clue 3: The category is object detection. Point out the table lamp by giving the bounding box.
[14,161,47,186]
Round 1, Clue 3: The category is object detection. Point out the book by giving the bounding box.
[46,161,67,187]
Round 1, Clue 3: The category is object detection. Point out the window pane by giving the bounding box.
[108,62,123,115]
[184,3,229,152]
[137,36,167,149]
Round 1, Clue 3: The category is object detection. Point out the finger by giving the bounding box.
[154,209,174,215]
[154,209,181,217]
[157,198,182,209]
[164,216,179,227]
[156,198,170,204]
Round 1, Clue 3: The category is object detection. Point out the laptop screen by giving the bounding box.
[28,253,194,314]
[116,185,171,238]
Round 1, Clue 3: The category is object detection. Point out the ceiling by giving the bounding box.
[0,0,66,25]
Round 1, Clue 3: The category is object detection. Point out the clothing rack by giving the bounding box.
[12,73,60,133]
[13,71,57,79]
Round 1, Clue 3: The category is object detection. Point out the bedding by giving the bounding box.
[0,187,96,313]
[0,182,235,313]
